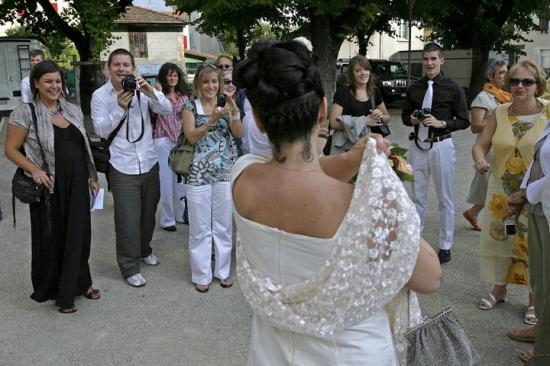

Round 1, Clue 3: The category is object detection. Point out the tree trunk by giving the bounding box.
[310,14,345,107]
[236,28,246,61]
[72,39,97,116]
[357,29,367,56]
[468,41,490,106]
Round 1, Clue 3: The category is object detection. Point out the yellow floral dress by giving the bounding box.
[480,105,548,286]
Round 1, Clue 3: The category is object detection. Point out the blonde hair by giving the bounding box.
[193,61,223,98]
[507,59,547,97]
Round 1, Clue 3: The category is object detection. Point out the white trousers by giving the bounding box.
[154,137,186,227]
[409,138,455,250]
[185,181,233,285]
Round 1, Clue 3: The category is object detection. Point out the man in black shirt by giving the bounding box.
[402,43,470,264]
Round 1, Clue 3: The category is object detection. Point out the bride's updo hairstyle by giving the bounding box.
[234,40,324,162]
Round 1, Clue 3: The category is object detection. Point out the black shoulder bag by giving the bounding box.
[12,103,49,204]
[11,103,52,230]
[89,109,129,174]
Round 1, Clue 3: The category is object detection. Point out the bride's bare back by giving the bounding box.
[233,163,354,239]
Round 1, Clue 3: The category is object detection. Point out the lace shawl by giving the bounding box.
[235,139,422,364]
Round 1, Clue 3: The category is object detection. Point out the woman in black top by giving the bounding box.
[329,55,390,155]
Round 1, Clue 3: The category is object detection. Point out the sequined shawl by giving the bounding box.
[232,139,422,364]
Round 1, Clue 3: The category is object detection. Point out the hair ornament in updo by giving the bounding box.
[235,39,325,162]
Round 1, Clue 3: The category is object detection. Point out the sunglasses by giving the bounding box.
[196,60,218,74]
[218,64,232,70]
[223,79,233,85]
[509,78,537,87]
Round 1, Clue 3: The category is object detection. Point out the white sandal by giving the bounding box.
[478,292,506,310]
[524,306,537,325]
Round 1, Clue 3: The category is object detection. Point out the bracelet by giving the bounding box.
[229,112,241,120]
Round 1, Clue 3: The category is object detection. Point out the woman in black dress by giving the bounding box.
[329,55,390,155]
[5,61,100,314]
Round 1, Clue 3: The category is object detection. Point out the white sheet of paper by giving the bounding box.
[90,188,104,212]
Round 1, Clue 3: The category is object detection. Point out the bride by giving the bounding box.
[231,40,442,366]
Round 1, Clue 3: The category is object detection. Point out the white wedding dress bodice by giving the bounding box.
[231,139,421,366]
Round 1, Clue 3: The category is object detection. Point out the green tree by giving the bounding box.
[415,0,550,101]
[170,0,395,104]
[168,0,288,61]
[0,0,133,113]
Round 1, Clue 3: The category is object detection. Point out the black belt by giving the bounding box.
[429,134,451,143]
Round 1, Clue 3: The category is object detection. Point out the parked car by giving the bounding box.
[337,58,416,102]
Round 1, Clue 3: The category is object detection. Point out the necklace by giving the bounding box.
[270,163,323,172]
[508,100,542,116]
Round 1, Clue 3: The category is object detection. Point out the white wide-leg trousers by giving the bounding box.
[185,181,233,285]
[408,138,455,250]
[154,137,186,227]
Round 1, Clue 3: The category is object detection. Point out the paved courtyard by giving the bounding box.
[0,106,533,365]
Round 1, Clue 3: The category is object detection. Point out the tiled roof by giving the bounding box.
[116,6,186,25]
[162,11,189,22]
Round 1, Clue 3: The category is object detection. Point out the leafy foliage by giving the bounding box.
[0,0,133,60]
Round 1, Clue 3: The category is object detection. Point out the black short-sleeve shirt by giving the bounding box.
[333,85,384,117]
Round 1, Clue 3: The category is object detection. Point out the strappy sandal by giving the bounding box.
[524,306,538,325]
[478,292,506,310]
[220,277,233,288]
[58,306,77,314]
[195,284,209,293]
[519,349,533,363]
[84,287,101,300]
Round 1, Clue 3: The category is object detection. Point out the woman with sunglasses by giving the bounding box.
[215,54,233,77]
[182,61,242,293]
[473,60,548,328]
[153,63,192,231]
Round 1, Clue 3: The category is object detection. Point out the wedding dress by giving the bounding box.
[231,139,422,366]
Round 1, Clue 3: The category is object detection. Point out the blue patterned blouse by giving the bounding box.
[184,99,238,186]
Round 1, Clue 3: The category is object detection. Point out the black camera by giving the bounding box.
[504,218,516,236]
[122,74,137,92]
[412,108,432,120]
[216,94,226,108]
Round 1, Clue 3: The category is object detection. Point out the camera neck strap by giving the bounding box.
[125,91,146,144]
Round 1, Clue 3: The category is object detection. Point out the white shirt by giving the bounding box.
[242,98,271,157]
[91,81,172,175]
[21,76,32,103]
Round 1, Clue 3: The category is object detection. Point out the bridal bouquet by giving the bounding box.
[388,143,414,182]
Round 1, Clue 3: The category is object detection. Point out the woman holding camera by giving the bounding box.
[329,55,390,155]
[182,61,242,293]
[5,61,100,313]
[473,60,548,327]
[153,63,192,231]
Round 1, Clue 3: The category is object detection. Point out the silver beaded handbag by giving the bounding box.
[404,308,480,366]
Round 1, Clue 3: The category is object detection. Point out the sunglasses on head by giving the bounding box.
[218,64,232,70]
[509,78,537,87]
[223,79,233,85]
[197,60,218,74]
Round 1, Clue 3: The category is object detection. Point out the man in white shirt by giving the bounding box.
[91,49,172,287]
[20,49,45,103]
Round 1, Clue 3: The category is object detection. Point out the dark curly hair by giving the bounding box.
[158,62,192,97]
[234,40,324,162]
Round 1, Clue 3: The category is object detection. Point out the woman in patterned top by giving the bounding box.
[153,63,192,232]
[473,59,548,329]
[182,61,242,293]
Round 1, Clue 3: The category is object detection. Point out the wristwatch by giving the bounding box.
[440,120,447,129]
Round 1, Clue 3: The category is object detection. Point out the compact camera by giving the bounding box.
[122,74,137,92]
[216,94,226,108]
[504,218,516,236]
[412,108,432,120]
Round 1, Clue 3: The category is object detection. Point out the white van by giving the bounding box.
[0,38,43,118]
